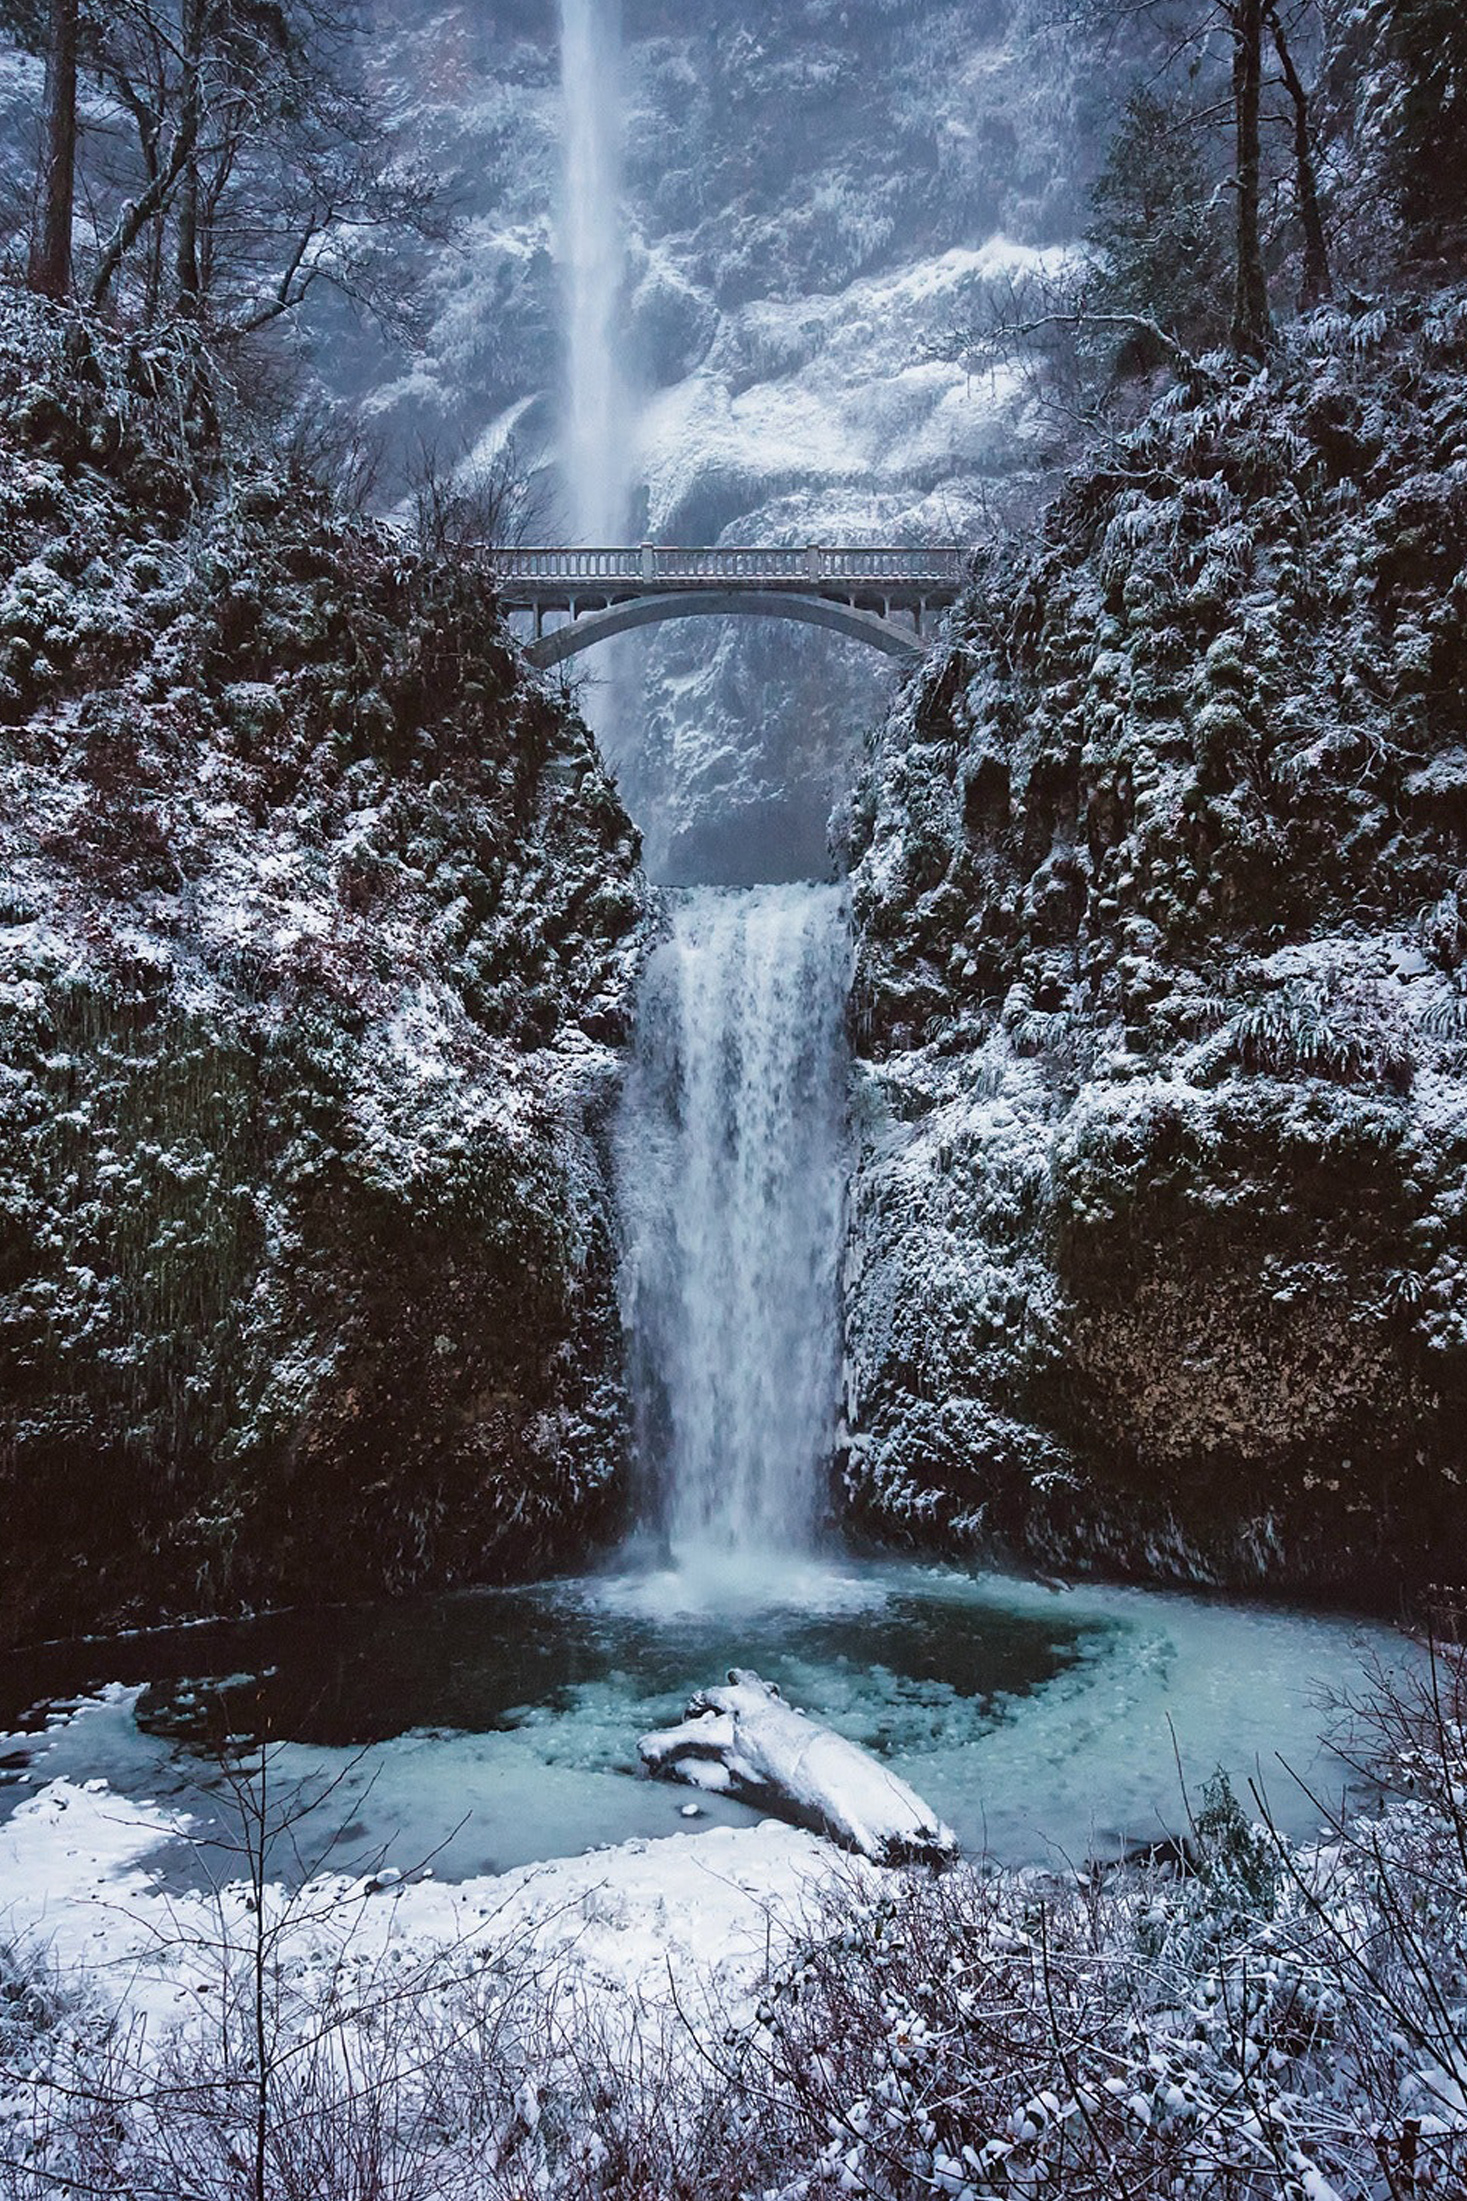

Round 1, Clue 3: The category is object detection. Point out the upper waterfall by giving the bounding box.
[616,884,851,1573]
[558,0,633,545]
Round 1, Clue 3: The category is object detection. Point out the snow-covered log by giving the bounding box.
[638,1669,958,1867]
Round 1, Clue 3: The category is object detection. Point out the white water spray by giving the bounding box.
[616,885,851,1570]
[558,0,632,544]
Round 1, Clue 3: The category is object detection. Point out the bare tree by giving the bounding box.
[409,436,559,567]
[0,0,447,338]
[9,0,80,298]
[1266,1,1333,307]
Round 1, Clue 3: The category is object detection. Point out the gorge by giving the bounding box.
[3,2,1467,2190]
[2,0,1460,1867]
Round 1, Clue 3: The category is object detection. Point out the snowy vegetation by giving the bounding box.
[844,281,1467,1600]
[0,295,645,1646]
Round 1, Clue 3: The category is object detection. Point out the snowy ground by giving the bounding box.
[0,1776,837,2060]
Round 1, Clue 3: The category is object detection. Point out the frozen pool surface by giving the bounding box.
[0,1560,1408,1887]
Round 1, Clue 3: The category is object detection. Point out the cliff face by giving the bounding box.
[0,301,645,1649]
[845,295,1467,1603]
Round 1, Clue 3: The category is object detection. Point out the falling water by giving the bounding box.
[558,0,632,544]
[616,885,851,1568]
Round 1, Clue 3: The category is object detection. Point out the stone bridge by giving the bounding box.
[492,545,966,667]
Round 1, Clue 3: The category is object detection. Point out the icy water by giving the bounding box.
[0,1560,1405,1889]
[616,883,850,1555]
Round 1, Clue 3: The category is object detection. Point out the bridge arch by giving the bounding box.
[524,587,924,668]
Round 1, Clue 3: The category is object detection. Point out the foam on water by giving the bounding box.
[592,1553,890,1623]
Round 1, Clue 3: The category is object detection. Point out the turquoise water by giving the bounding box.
[0,1557,1404,1888]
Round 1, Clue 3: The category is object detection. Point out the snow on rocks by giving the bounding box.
[842,291,1467,1601]
[639,1667,959,1866]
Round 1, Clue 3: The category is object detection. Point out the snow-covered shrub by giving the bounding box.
[1229,976,1415,1089]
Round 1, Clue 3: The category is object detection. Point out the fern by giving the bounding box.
[1230,980,1413,1088]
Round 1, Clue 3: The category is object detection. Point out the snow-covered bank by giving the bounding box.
[3,1642,1464,2201]
[0,1776,833,2032]
[0,1775,838,2193]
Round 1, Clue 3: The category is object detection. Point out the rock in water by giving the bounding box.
[638,1669,958,1867]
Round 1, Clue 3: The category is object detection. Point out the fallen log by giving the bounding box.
[638,1668,958,1867]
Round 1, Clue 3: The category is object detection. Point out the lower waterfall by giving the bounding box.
[615,883,851,1567]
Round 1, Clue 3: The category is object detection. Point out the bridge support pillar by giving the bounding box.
[641,541,655,580]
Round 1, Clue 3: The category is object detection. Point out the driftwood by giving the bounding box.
[638,1668,958,1867]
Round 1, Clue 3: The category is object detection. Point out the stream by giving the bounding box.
[0,1561,1401,1886]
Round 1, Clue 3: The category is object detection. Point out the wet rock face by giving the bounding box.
[844,297,1467,1603]
[0,302,647,1649]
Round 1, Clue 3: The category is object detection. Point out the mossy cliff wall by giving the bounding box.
[0,303,645,1649]
[845,293,1467,1603]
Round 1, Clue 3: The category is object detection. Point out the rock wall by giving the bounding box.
[0,301,646,1649]
[844,294,1467,1603]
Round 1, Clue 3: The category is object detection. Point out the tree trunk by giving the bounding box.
[175,0,204,317]
[1230,0,1274,356]
[1267,2,1332,310]
[27,0,78,301]
[113,83,167,323]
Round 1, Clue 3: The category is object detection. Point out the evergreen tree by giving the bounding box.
[1087,85,1230,357]
[1391,0,1467,259]
[1065,0,1278,357]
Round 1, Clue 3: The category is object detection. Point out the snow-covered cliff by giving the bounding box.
[843,295,1467,1601]
[0,299,645,1648]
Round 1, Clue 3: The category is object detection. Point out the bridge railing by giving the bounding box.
[495,548,643,579]
[814,548,965,582]
[492,544,966,586]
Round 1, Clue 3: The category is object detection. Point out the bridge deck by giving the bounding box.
[493,544,965,608]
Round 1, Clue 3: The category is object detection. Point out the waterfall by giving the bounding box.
[616,885,851,1571]
[558,0,632,544]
